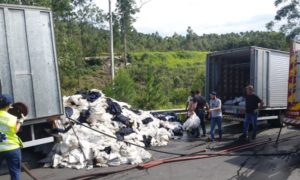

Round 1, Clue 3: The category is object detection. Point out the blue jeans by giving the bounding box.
[196,110,206,135]
[243,112,258,138]
[210,116,222,140]
[0,148,21,180]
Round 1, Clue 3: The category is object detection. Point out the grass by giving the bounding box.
[130,51,207,68]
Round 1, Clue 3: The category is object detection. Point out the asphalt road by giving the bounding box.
[1,122,300,180]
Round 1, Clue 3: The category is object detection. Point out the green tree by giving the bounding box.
[0,0,73,20]
[103,70,136,104]
[165,33,184,51]
[184,26,197,50]
[112,13,122,54]
[115,0,139,65]
[135,69,168,110]
[267,0,300,39]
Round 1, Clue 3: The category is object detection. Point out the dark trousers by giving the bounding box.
[0,148,21,180]
[196,110,206,135]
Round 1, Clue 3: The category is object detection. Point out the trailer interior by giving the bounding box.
[207,48,251,101]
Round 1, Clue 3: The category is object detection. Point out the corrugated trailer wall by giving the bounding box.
[268,52,289,107]
[0,4,63,121]
[253,49,269,106]
[253,48,289,108]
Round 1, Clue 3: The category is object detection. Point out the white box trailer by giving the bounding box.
[205,46,289,125]
[0,4,63,147]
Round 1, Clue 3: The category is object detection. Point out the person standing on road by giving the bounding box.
[242,85,263,140]
[0,94,25,180]
[208,92,222,141]
[193,90,209,137]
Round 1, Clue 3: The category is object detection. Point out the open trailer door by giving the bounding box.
[283,38,300,127]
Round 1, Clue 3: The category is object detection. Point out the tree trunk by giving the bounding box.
[124,31,127,66]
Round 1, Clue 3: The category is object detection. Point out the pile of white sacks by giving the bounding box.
[43,89,182,169]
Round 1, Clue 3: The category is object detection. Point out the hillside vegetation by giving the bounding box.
[104,51,207,110]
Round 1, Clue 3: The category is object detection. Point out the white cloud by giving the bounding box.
[96,0,277,36]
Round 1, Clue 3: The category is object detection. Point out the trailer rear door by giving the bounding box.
[253,48,289,107]
[0,4,63,121]
[268,51,289,107]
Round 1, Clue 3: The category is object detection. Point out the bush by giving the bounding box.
[134,72,169,110]
[170,88,189,105]
[103,70,136,105]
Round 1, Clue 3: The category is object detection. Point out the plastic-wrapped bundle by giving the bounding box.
[224,100,233,105]
[225,96,245,105]
[183,113,200,131]
[239,101,246,106]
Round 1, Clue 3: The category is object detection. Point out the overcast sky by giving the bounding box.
[96,0,278,36]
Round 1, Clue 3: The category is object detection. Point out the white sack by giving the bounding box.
[183,113,200,131]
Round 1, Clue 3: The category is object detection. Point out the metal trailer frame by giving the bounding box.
[0,4,63,147]
[205,46,289,123]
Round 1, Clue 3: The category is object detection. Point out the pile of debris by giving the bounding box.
[42,89,183,169]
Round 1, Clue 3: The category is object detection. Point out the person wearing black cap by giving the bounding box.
[0,94,25,180]
[208,91,222,142]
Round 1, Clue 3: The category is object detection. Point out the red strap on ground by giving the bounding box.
[139,138,272,169]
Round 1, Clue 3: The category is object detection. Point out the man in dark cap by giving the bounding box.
[0,94,25,180]
[208,91,222,142]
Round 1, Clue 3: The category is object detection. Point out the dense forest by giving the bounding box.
[1,0,299,109]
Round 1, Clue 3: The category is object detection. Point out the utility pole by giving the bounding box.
[109,0,115,81]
